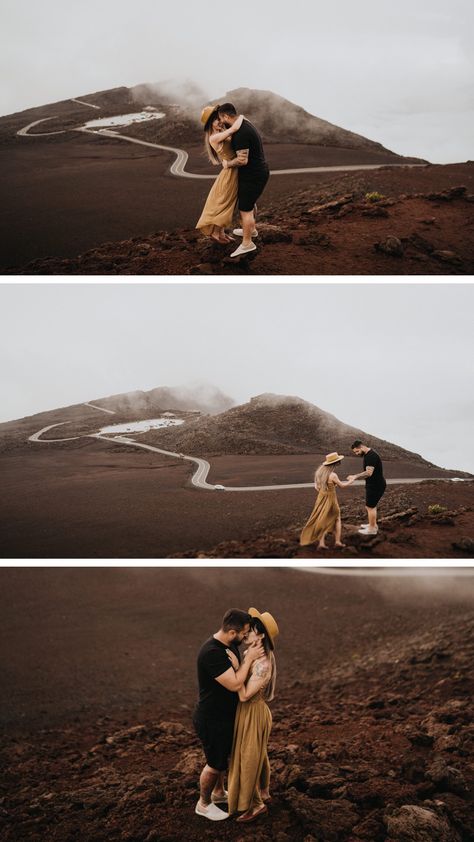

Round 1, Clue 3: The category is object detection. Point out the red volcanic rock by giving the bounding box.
[384,803,461,842]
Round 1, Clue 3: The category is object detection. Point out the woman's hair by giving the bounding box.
[315,462,337,491]
[203,109,221,165]
[250,617,276,702]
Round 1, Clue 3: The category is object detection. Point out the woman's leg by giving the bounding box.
[334,517,346,547]
[318,530,328,549]
[260,751,271,800]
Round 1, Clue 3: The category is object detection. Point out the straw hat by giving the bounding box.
[323,452,344,466]
[248,607,279,646]
[200,104,220,126]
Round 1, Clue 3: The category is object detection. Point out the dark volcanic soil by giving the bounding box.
[1,568,473,841]
[4,160,473,275]
[0,131,417,272]
[0,430,472,558]
[177,481,474,560]
[2,124,473,276]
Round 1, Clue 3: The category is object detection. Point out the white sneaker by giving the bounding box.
[233,228,258,238]
[195,801,229,821]
[359,526,378,535]
[358,524,370,533]
[230,243,257,258]
[211,790,228,804]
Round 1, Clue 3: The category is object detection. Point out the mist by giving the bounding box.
[1,0,473,162]
[1,283,473,473]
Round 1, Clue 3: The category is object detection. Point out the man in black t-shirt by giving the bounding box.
[348,440,387,535]
[217,102,270,259]
[193,608,264,821]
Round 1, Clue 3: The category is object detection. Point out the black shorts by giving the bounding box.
[193,707,235,772]
[366,481,387,509]
[238,170,270,212]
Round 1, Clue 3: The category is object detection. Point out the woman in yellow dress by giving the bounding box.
[300,452,355,549]
[196,106,244,243]
[227,607,279,824]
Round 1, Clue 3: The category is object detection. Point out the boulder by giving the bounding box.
[384,803,461,841]
[374,236,404,257]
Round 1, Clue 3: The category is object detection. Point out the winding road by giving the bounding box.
[28,422,465,491]
[17,110,426,180]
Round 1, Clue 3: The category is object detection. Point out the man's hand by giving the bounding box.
[244,641,265,662]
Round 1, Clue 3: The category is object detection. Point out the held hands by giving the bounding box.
[346,475,356,483]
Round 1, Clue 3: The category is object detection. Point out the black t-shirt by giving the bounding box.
[363,449,385,487]
[196,636,241,716]
[231,119,268,180]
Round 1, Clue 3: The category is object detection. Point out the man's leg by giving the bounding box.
[212,771,227,798]
[366,506,377,530]
[240,209,256,249]
[199,764,220,807]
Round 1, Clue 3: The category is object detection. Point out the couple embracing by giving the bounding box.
[196,103,270,258]
[193,607,279,824]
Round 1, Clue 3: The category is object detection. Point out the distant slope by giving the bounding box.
[149,392,439,466]
[1,82,424,162]
[130,84,422,158]
[0,384,235,451]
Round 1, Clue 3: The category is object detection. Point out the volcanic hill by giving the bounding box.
[0,384,234,455]
[0,82,420,158]
[145,393,437,466]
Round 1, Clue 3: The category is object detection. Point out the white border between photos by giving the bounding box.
[2,275,473,285]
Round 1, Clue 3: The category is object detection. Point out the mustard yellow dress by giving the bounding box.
[300,481,340,546]
[195,139,238,235]
[228,683,272,814]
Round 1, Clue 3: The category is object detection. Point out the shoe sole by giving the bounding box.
[233,230,259,238]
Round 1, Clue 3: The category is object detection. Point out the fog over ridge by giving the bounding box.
[1,0,473,162]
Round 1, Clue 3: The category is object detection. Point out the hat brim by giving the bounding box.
[323,455,344,466]
[248,607,278,647]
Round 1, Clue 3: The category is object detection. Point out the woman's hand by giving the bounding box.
[222,159,228,169]
[226,648,239,671]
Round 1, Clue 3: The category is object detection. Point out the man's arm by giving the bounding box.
[214,643,263,691]
[223,149,249,169]
[347,466,374,481]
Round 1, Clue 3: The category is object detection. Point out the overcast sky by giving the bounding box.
[1,0,473,162]
[1,283,473,472]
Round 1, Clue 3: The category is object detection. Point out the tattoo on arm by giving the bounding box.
[254,660,269,679]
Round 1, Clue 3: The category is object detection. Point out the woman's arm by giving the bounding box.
[209,114,244,144]
[330,471,354,488]
[238,657,271,702]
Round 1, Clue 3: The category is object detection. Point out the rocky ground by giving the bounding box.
[8,164,473,275]
[2,606,473,842]
[175,481,474,559]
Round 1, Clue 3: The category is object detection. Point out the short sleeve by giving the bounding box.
[364,451,377,468]
[233,124,252,151]
[202,647,232,680]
